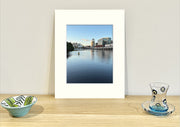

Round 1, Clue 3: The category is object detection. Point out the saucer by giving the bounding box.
[142,101,175,116]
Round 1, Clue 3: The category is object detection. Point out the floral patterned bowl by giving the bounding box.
[1,95,37,117]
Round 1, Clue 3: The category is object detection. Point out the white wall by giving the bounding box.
[0,0,179,95]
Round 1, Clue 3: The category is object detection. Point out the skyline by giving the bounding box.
[66,25,113,46]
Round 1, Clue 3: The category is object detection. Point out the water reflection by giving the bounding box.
[67,52,71,59]
[95,50,112,63]
[67,50,112,62]
[67,49,113,83]
[91,50,94,60]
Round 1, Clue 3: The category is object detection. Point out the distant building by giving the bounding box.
[105,44,113,47]
[72,43,83,48]
[91,38,95,47]
[96,45,103,47]
[97,37,112,47]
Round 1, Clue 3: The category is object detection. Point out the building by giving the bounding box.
[91,38,95,47]
[97,37,112,47]
[72,43,83,48]
[105,43,113,47]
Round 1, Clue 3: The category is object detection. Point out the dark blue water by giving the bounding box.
[67,49,113,83]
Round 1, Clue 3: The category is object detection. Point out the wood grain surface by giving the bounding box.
[0,95,179,127]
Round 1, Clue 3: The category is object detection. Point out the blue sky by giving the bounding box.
[66,25,113,46]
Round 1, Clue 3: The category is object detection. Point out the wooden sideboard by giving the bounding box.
[0,95,179,127]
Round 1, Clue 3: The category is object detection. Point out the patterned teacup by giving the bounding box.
[149,82,169,112]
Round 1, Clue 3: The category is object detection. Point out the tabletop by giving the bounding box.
[0,95,180,127]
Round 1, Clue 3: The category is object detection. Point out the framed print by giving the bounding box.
[55,10,125,98]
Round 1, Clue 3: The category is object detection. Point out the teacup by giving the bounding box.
[149,82,169,112]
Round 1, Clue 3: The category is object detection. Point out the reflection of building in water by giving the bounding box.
[72,43,83,48]
[97,37,112,47]
[96,50,112,62]
[91,38,95,47]
[91,49,94,60]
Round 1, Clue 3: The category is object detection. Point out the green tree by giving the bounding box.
[67,42,74,51]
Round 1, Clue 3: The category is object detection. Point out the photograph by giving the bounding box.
[55,10,125,98]
[66,25,113,83]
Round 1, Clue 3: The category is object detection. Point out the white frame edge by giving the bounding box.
[55,10,125,98]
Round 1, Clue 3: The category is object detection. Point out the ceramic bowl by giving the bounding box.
[1,95,37,117]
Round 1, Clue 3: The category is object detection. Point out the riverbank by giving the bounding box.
[74,47,113,50]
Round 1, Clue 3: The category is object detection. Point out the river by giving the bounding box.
[67,49,113,83]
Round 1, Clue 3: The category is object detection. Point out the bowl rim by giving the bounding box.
[0,95,37,109]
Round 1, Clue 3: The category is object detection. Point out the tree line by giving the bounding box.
[67,41,74,51]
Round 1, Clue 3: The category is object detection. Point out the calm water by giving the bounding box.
[67,49,113,83]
